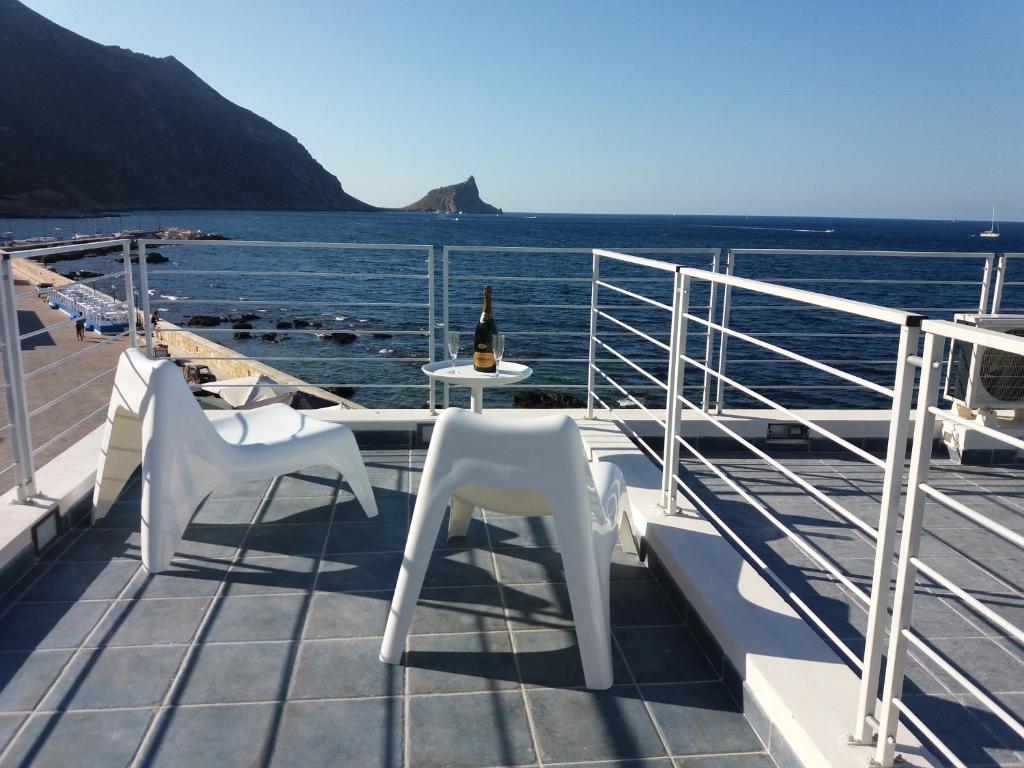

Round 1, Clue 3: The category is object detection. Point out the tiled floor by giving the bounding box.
[0,449,777,768]
[678,453,1024,768]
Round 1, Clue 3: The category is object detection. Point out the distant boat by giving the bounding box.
[980,206,1000,238]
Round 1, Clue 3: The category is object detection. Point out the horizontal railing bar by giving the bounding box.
[919,483,1024,550]
[31,403,109,456]
[29,367,117,418]
[139,239,431,250]
[595,310,672,351]
[8,238,129,259]
[675,392,879,539]
[762,279,983,286]
[592,365,667,428]
[678,353,887,467]
[448,245,717,255]
[593,337,669,390]
[670,460,864,669]
[903,629,1024,741]
[922,319,1024,357]
[927,406,1024,453]
[197,383,431,389]
[173,356,431,363]
[740,332,898,338]
[161,299,427,307]
[24,331,130,380]
[891,699,968,768]
[677,267,921,326]
[596,280,673,311]
[594,248,682,273]
[591,391,665,467]
[155,328,430,335]
[726,305,979,314]
[0,462,17,475]
[910,556,1024,643]
[449,275,671,283]
[731,248,997,259]
[727,358,894,365]
[147,269,428,279]
[683,311,895,397]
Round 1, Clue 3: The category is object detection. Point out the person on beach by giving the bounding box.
[75,317,86,341]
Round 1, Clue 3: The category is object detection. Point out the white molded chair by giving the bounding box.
[93,349,378,573]
[380,407,632,690]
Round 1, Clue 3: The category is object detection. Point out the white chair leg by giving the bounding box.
[379,481,451,663]
[551,508,615,690]
[330,436,379,518]
[447,496,475,539]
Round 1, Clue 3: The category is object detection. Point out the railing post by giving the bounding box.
[701,249,720,412]
[991,252,1006,314]
[136,240,154,358]
[979,254,994,314]
[852,318,920,745]
[714,250,734,415]
[0,251,37,501]
[121,242,138,348]
[426,246,436,415]
[442,246,450,409]
[586,250,600,419]
[874,329,942,768]
[661,269,689,511]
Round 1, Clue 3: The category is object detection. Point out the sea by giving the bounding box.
[7,211,1023,410]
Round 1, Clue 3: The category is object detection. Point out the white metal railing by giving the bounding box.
[873,318,1024,768]
[443,245,719,409]
[0,239,136,501]
[991,252,1024,314]
[136,239,437,410]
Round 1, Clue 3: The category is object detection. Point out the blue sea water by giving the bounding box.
[9,210,1023,410]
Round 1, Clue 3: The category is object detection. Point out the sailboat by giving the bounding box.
[980,205,1000,238]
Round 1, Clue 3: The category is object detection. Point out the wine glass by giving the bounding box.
[493,333,505,376]
[446,331,460,372]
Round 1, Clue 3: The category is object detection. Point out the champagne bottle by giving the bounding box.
[473,285,497,372]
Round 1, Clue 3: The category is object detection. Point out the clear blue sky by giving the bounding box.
[23,0,1024,219]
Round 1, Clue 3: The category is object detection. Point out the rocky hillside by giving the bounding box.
[0,0,375,216]
[402,176,502,214]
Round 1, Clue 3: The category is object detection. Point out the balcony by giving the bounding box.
[1,240,1022,768]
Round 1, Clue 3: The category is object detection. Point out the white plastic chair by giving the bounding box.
[380,408,632,690]
[93,349,378,573]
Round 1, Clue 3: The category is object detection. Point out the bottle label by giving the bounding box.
[474,351,495,369]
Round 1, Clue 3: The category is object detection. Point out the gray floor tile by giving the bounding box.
[503,582,576,630]
[423,548,496,588]
[555,761,674,768]
[0,708,152,768]
[610,580,685,627]
[203,594,307,643]
[206,478,273,500]
[335,489,408,522]
[0,601,109,651]
[672,753,777,767]
[486,515,559,549]
[303,590,393,639]
[493,547,565,584]
[408,690,536,768]
[512,629,630,688]
[611,548,652,582]
[176,525,249,560]
[411,586,508,635]
[89,598,210,647]
[51,529,141,562]
[614,626,719,684]
[407,632,518,693]
[642,682,763,757]
[271,697,402,768]
[901,693,1020,767]
[174,641,292,704]
[0,714,24,753]
[241,524,329,557]
[223,555,318,596]
[325,520,409,554]
[256,496,335,525]
[929,637,1024,694]
[291,638,401,699]
[191,497,261,525]
[525,685,665,763]
[435,510,490,550]
[41,645,185,710]
[123,560,229,599]
[0,650,72,711]
[271,468,340,498]
[141,702,279,768]
[91,501,141,529]
[316,552,404,592]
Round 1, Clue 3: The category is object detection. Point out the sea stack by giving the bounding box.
[402,176,503,214]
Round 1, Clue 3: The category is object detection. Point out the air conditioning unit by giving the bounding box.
[945,314,1024,411]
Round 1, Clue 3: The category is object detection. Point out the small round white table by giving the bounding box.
[422,360,532,414]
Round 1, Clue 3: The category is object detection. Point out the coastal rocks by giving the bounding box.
[160,228,231,241]
[232,322,253,339]
[320,332,357,345]
[401,176,502,214]
[63,269,103,280]
[325,386,356,399]
[371,332,393,339]
[187,315,222,327]
[293,318,311,328]
[513,391,586,409]
[130,251,169,264]
[276,320,294,329]
[261,332,278,343]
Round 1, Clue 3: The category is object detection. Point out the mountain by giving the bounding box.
[402,176,502,214]
[0,0,375,217]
